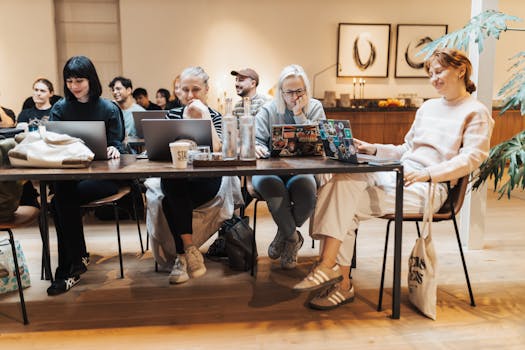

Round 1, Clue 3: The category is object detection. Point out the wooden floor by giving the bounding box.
[1,189,524,349]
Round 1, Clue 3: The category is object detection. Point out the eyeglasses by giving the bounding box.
[281,89,306,97]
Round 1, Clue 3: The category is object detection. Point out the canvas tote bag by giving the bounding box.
[0,239,31,294]
[407,183,438,320]
[8,130,94,168]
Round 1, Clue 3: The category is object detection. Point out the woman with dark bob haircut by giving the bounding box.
[47,55,126,295]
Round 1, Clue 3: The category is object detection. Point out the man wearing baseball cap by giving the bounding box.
[205,68,269,260]
[230,68,269,117]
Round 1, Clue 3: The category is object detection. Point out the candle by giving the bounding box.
[353,78,356,84]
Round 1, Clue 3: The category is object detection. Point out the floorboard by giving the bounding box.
[1,190,524,349]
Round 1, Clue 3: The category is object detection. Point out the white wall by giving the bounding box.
[1,0,523,114]
[119,0,476,107]
[0,0,57,115]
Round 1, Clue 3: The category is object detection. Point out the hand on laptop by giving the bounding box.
[353,138,377,155]
[107,146,120,159]
[255,145,269,159]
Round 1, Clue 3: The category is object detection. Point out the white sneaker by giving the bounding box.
[169,255,189,284]
[185,245,207,278]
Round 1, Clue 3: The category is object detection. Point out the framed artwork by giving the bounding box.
[337,23,391,78]
[395,24,448,78]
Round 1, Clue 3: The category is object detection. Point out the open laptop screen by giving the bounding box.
[45,121,108,160]
[132,110,168,138]
[142,119,212,161]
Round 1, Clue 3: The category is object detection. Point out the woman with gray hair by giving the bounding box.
[161,66,222,284]
[253,64,326,269]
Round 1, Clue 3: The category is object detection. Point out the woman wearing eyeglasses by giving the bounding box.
[253,64,326,269]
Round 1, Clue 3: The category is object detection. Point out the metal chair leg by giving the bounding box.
[250,199,259,276]
[378,219,392,311]
[113,204,124,278]
[131,192,144,254]
[415,221,421,238]
[451,214,476,306]
[8,229,29,325]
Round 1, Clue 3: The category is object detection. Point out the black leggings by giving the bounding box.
[52,179,119,277]
[161,177,221,254]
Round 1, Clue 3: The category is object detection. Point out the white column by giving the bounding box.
[461,0,498,249]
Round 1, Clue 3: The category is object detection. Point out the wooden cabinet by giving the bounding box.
[490,110,524,147]
[326,108,523,147]
[326,109,415,144]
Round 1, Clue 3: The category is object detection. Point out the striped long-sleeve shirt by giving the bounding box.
[167,105,222,139]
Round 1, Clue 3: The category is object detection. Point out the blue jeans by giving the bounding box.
[251,174,317,240]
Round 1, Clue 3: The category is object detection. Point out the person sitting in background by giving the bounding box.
[293,48,494,311]
[17,78,55,125]
[155,88,171,110]
[47,55,126,296]
[205,67,270,260]
[21,93,62,111]
[109,76,145,137]
[16,78,56,208]
[253,64,326,269]
[161,66,222,284]
[132,87,161,110]
[165,75,184,109]
[231,68,269,117]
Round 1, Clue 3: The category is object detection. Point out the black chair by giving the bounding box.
[81,185,144,278]
[0,206,40,325]
[377,175,475,310]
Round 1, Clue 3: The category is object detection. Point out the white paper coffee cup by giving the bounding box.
[169,141,191,169]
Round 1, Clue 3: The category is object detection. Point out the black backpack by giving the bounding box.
[221,215,257,271]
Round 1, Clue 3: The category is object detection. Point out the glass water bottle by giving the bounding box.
[221,98,238,160]
[239,97,256,160]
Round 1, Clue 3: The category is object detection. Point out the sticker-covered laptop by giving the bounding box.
[318,119,360,163]
[319,119,400,165]
[270,124,323,157]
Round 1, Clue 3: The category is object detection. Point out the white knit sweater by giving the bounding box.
[375,95,494,183]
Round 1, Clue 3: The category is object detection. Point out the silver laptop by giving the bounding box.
[132,110,168,138]
[142,119,213,161]
[45,121,108,160]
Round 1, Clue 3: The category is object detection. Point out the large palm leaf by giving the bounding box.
[472,130,525,198]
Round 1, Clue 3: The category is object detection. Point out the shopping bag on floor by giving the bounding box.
[407,183,437,320]
[0,239,31,294]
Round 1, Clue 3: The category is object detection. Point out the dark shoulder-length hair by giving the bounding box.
[62,55,103,101]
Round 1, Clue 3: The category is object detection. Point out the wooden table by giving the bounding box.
[0,155,404,319]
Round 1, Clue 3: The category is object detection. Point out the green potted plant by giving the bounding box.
[421,10,524,198]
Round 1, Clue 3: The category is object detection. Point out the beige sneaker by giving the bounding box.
[169,255,189,284]
[185,245,207,278]
[308,283,355,310]
[292,263,342,292]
